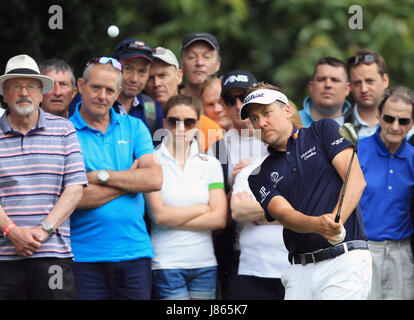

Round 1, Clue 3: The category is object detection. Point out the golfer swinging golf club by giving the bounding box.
[244,83,372,300]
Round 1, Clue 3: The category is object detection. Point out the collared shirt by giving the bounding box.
[69,105,155,262]
[248,119,367,261]
[150,139,224,269]
[113,93,164,141]
[350,104,379,139]
[358,127,414,241]
[0,108,87,260]
[299,96,352,128]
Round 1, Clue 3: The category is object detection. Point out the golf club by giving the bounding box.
[328,123,358,246]
[335,123,359,223]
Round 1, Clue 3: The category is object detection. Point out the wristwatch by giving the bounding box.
[97,169,109,184]
[41,220,54,235]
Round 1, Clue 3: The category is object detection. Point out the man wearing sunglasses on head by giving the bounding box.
[345,50,390,139]
[357,86,414,300]
[113,39,164,145]
[69,57,162,299]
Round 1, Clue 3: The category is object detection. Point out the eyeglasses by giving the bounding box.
[5,84,42,93]
[382,114,412,126]
[347,53,377,67]
[222,94,245,106]
[167,117,197,129]
[87,57,122,72]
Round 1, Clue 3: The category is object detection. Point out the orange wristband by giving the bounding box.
[3,222,16,236]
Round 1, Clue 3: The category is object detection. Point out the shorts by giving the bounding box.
[152,266,217,300]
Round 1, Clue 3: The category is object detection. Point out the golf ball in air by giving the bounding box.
[107,25,119,38]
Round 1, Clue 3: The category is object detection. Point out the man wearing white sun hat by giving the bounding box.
[243,82,372,300]
[0,54,87,299]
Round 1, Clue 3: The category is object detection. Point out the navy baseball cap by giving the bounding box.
[114,39,154,62]
[181,32,219,53]
[221,70,257,96]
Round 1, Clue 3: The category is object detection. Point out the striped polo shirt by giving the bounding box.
[0,108,87,260]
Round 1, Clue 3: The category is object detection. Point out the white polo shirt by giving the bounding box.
[150,139,225,270]
[233,153,290,278]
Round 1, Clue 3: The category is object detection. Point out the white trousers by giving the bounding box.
[281,249,372,300]
[369,238,414,300]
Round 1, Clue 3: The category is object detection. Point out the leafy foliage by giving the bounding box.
[1,0,414,107]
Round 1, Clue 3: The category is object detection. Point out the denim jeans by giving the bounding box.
[73,257,152,300]
[152,266,217,300]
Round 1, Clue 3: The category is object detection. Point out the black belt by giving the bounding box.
[291,240,369,265]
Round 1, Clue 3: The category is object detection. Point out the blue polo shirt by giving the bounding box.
[69,105,155,262]
[358,127,414,241]
[248,119,367,261]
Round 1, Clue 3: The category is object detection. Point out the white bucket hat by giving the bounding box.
[0,54,54,94]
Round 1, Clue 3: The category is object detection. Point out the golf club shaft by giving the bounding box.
[335,149,356,223]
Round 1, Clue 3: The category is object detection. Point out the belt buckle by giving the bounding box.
[300,255,306,266]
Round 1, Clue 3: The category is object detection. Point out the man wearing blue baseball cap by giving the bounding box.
[243,82,372,300]
[113,39,164,142]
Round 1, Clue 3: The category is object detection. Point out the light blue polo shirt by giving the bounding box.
[69,104,155,262]
[358,127,414,241]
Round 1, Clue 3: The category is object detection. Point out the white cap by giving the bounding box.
[153,47,179,69]
[240,89,289,120]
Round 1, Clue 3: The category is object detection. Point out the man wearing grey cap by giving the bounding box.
[243,82,372,300]
[180,32,221,103]
[145,47,183,106]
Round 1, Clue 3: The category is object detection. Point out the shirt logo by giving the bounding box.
[270,171,284,188]
[331,137,344,146]
[300,145,316,160]
[118,139,131,144]
[259,186,270,203]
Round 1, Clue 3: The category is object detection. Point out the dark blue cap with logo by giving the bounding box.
[221,70,257,96]
[114,39,154,62]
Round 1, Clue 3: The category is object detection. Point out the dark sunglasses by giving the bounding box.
[87,57,122,72]
[222,94,245,106]
[347,53,377,67]
[382,114,412,126]
[167,117,197,129]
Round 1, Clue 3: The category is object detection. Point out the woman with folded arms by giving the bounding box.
[145,95,227,300]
